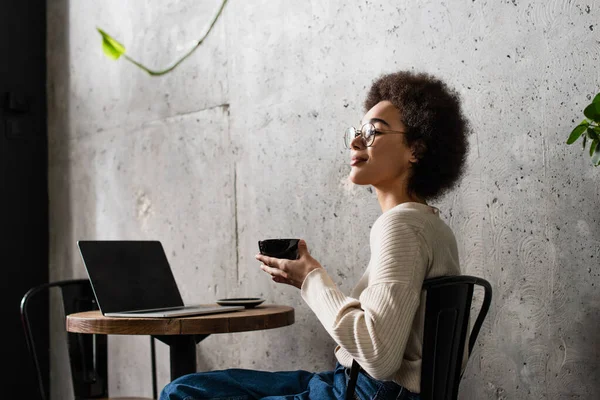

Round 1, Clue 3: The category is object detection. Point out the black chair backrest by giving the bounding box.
[20,279,109,400]
[420,275,492,400]
[345,275,492,400]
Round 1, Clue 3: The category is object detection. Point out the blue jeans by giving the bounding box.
[160,362,420,400]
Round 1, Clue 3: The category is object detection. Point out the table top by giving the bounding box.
[66,304,294,335]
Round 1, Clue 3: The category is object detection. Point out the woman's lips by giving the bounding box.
[351,158,367,166]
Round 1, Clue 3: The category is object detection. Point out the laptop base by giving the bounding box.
[104,305,245,318]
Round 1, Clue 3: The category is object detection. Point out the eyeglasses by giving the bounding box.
[343,123,406,149]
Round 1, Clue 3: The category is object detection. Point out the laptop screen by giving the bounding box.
[77,240,185,313]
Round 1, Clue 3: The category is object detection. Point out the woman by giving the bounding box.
[160,70,470,400]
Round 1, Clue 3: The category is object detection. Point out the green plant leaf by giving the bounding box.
[587,127,599,141]
[590,138,599,157]
[584,101,600,123]
[593,92,600,104]
[97,28,126,60]
[567,123,588,144]
[593,144,600,166]
[94,0,229,76]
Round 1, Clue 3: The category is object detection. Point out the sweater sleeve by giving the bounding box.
[301,211,429,380]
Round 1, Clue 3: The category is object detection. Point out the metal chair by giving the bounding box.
[20,279,157,400]
[345,275,493,400]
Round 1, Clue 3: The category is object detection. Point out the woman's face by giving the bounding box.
[348,100,416,189]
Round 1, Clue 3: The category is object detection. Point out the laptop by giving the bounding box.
[77,240,245,318]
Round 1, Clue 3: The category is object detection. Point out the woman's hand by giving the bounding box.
[255,239,323,289]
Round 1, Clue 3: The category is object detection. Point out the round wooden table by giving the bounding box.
[67,304,294,381]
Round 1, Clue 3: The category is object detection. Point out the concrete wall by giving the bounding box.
[47,0,600,398]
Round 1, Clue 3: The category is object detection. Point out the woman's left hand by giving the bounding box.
[255,239,323,289]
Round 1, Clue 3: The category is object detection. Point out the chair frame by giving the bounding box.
[345,275,492,400]
[20,279,158,400]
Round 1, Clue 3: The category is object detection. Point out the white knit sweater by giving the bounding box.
[301,202,461,393]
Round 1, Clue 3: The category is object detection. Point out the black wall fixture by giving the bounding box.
[1,1,49,398]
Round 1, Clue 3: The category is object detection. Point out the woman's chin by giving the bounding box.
[349,172,370,186]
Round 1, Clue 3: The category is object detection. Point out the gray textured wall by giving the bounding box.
[47,0,600,399]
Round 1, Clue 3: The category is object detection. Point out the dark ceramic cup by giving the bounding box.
[258,238,300,260]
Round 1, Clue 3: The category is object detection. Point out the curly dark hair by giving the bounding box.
[364,71,470,201]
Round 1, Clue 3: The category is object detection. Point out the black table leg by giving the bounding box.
[154,334,210,381]
[168,336,196,380]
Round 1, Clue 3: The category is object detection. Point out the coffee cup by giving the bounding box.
[258,238,300,260]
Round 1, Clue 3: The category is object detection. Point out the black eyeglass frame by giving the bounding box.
[343,123,406,148]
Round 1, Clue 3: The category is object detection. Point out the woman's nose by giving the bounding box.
[351,133,365,149]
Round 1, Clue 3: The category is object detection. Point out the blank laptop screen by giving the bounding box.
[77,240,184,313]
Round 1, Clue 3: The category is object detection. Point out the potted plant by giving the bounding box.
[567,93,600,166]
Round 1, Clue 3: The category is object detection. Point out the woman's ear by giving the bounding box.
[409,141,426,164]
[409,151,419,164]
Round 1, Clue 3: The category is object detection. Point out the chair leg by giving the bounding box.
[151,337,157,399]
[345,360,361,400]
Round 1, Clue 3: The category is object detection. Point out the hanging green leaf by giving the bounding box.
[583,101,600,123]
[590,138,599,157]
[95,0,229,76]
[587,127,599,141]
[592,144,600,166]
[566,122,588,144]
[97,28,126,60]
[593,92,600,104]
